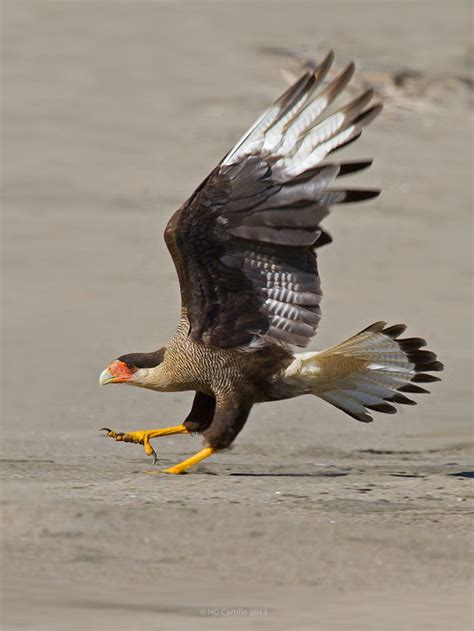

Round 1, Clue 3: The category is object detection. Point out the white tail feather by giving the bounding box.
[283,321,442,422]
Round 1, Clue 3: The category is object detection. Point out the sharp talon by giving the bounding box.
[101,425,189,465]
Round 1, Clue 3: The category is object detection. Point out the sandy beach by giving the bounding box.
[1,1,473,629]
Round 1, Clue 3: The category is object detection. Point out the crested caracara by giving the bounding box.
[99,52,443,474]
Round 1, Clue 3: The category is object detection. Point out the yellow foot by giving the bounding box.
[162,446,215,474]
[100,424,188,465]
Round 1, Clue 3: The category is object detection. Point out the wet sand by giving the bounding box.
[1,1,473,629]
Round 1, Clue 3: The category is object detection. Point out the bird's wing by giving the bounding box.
[165,52,382,349]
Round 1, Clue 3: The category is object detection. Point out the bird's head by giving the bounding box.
[99,348,167,390]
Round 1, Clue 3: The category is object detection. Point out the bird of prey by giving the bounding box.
[99,52,442,474]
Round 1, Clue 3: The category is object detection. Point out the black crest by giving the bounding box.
[118,348,166,369]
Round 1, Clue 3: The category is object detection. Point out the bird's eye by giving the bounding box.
[125,362,134,370]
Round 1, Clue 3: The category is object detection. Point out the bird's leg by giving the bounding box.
[161,397,251,474]
[101,425,189,464]
[162,447,215,474]
[101,393,216,467]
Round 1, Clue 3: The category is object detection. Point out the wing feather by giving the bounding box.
[165,54,382,349]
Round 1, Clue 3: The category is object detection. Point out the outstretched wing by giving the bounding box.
[165,52,382,349]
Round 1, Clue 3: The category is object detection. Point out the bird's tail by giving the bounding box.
[283,321,443,422]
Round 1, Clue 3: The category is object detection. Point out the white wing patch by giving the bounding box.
[223,52,381,187]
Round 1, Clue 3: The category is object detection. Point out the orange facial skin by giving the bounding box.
[106,360,137,383]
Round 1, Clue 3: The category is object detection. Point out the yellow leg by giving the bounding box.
[101,424,188,464]
[162,447,215,475]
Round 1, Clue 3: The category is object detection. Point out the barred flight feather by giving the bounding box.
[283,322,443,422]
[165,52,381,348]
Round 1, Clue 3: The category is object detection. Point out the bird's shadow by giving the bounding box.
[448,471,474,479]
[228,472,349,478]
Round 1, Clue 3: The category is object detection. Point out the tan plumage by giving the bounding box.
[99,53,443,474]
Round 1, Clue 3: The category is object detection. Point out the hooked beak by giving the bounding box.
[99,360,135,386]
[99,368,115,386]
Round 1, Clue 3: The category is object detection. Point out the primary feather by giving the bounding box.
[165,53,382,349]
